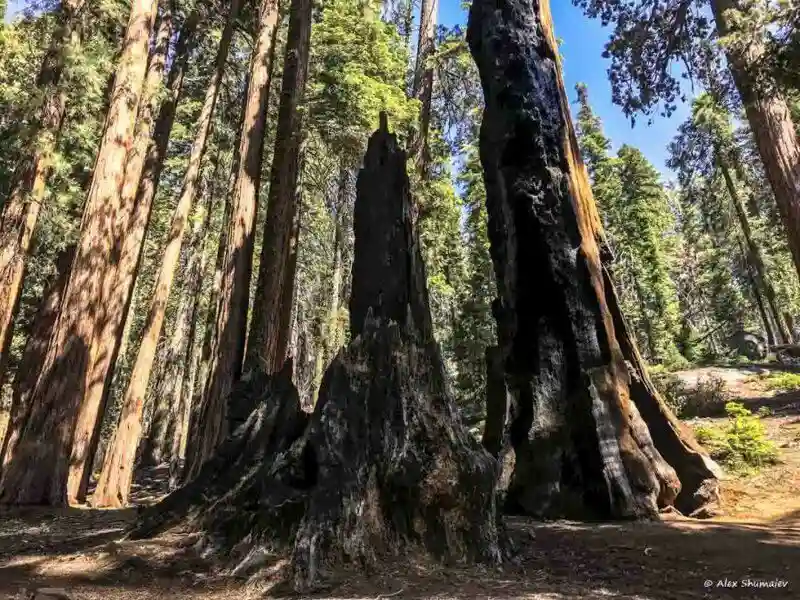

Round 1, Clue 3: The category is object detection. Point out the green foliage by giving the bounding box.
[759,371,800,392]
[575,84,684,368]
[308,0,417,165]
[694,401,779,473]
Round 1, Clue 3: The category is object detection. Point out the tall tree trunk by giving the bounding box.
[0,0,84,377]
[0,0,159,506]
[467,0,720,518]
[188,0,281,479]
[245,0,313,374]
[411,0,437,175]
[718,158,791,344]
[91,0,242,509]
[0,246,74,474]
[711,0,800,283]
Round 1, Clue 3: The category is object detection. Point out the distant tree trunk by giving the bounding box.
[738,238,775,346]
[0,0,159,506]
[143,156,222,471]
[0,246,74,474]
[311,168,347,404]
[0,0,84,376]
[183,184,232,472]
[246,0,313,375]
[718,158,791,345]
[711,0,800,284]
[188,0,281,479]
[467,0,720,518]
[411,0,437,175]
[92,0,242,509]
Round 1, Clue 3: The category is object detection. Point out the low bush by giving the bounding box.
[759,372,800,392]
[693,401,779,474]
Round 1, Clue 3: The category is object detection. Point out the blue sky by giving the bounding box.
[440,0,691,177]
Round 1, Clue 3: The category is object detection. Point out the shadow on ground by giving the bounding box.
[0,506,797,600]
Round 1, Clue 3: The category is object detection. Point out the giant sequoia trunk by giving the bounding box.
[710,0,800,283]
[0,0,84,376]
[246,0,313,374]
[92,0,243,509]
[133,116,503,591]
[187,0,281,478]
[0,0,159,506]
[467,0,720,518]
[0,246,74,472]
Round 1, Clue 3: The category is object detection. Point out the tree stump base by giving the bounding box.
[133,316,503,591]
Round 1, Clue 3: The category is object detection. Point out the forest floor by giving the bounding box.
[1,365,800,600]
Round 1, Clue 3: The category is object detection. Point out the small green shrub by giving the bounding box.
[759,372,800,392]
[693,401,779,473]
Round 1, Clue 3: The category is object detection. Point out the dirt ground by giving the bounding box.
[1,366,799,600]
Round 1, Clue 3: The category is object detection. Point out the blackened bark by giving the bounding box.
[134,117,503,591]
[467,0,718,518]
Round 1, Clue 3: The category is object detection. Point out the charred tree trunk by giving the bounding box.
[0,246,74,474]
[188,0,281,478]
[91,0,242,509]
[0,0,83,376]
[711,0,800,284]
[467,0,720,518]
[411,0,437,176]
[246,0,313,374]
[0,0,159,506]
[133,116,504,592]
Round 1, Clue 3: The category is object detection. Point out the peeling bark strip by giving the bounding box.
[467,0,719,518]
[134,117,503,592]
[0,0,159,506]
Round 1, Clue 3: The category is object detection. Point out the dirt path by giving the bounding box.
[2,365,800,599]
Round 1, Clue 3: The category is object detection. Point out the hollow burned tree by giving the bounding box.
[467,0,720,518]
[132,115,504,591]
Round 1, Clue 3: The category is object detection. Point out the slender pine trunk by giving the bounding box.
[411,0,437,176]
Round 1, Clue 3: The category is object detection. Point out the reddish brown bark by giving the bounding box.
[245,0,313,375]
[0,0,84,377]
[711,0,800,284]
[0,0,159,506]
[92,0,242,508]
[0,246,74,474]
[187,0,281,478]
